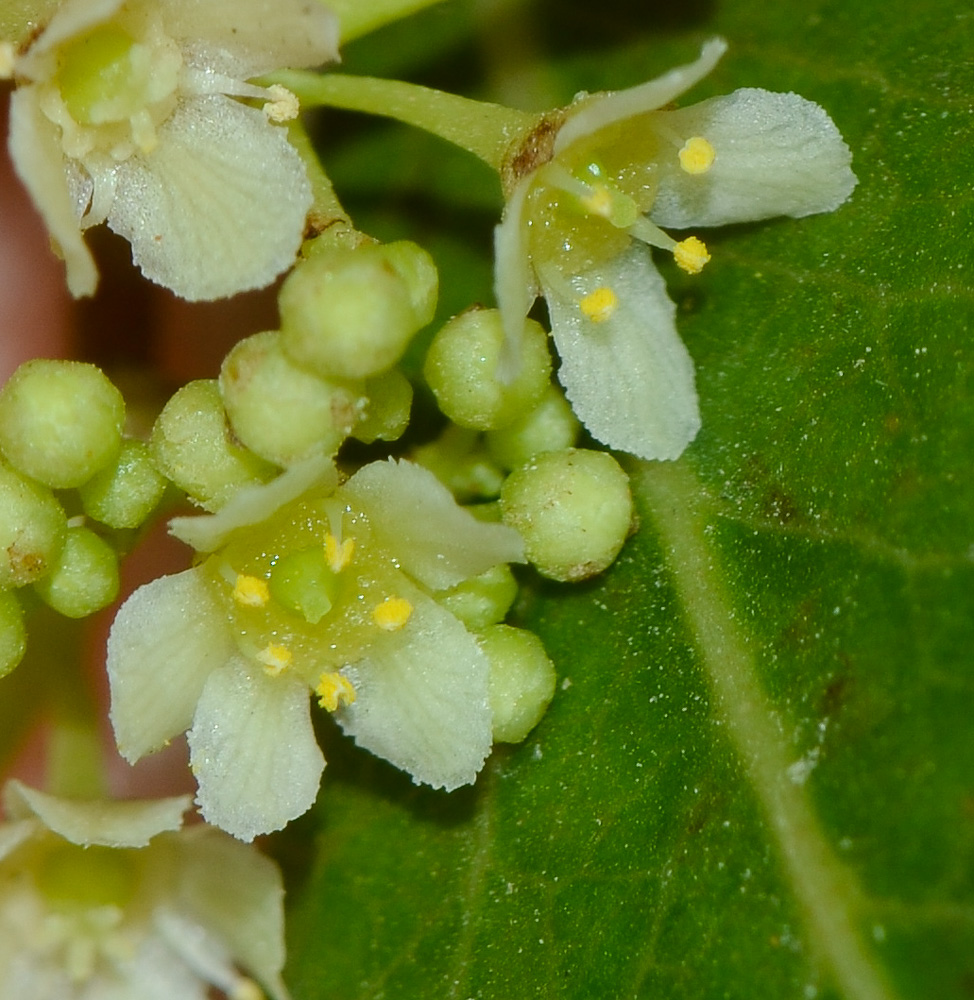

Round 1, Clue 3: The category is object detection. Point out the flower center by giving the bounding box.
[51,20,182,156]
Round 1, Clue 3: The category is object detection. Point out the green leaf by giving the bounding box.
[283,1,974,997]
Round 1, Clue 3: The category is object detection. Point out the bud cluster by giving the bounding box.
[0,360,167,675]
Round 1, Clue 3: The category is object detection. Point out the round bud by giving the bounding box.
[279,241,438,380]
[32,525,119,618]
[423,309,551,430]
[479,624,556,743]
[0,462,67,588]
[411,426,505,501]
[354,369,413,444]
[220,331,364,467]
[79,440,167,529]
[151,380,276,511]
[0,590,27,678]
[0,360,124,488]
[435,564,518,630]
[486,384,580,470]
[500,448,633,581]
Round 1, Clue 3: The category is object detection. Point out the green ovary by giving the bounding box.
[56,23,177,127]
[268,548,340,625]
[36,843,136,910]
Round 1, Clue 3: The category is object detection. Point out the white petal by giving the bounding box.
[107,94,311,301]
[169,826,290,1000]
[0,818,38,861]
[7,88,98,297]
[342,459,524,590]
[493,175,538,381]
[104,930,210,1000]
[3,781,190,847]
[188,658,324,841]
[170,453,338,553]
[336,594,492,790]
[544,243,700,461]
[553,38,727,156]
[651,88,857,228]
[108,569,235,763]
[158,0,339,77]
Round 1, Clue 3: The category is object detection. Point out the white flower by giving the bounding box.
[107,455,525,842]
[3,0,339,299]
[0,780,290,1000]
[494,38,857,461]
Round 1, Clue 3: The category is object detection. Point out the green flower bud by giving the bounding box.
[0,590,27,679]
[485,384,580,471]
[479,624,556,743]
[435,563,518,630]
[32,524,119,618]
[279,241,438,380]
[220,331,364,467]
[500,448,633,581]
[423,308,551,430]
[0,360,124,488]
[411,425,505,501]
[79,439,167,529]
[151,380,276,511]
[354,369,413,445]
[0,462,67,588]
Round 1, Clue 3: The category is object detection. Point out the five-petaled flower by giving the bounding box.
[2,0,338,299]
[0,780,289,999]
[494,38,857,461]
[107,455,524,842]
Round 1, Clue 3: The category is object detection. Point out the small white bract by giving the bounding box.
[0,780,289,1000]
[107,455,524,842]
[2,0,339,299]
[494,38,857,461]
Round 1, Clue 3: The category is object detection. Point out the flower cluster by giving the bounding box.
[0,5,859,996]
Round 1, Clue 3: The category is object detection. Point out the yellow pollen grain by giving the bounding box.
[262,84,299,122]
[325,533,355,572]
[579,286,619,323]
[373,596,413,631]
[674,236,711,275]
[580,184,614,218]
[233,574,270,608]
[678,136,715,174]
[316,672,356,712]
[256,644,292,677]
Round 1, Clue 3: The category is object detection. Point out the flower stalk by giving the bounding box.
[270,69,535,171]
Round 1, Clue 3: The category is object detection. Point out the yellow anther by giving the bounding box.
[262,84,299,122]
[233,574,270,608]
[231,978,265,1000]
[579,286,619,324]
[673,236,711,275]
[325,533,355,573]
[316,672,356,712]
[580,184,614,218]
[373,596,414,631]
[256,644,292,677]
[678,136,715,175]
